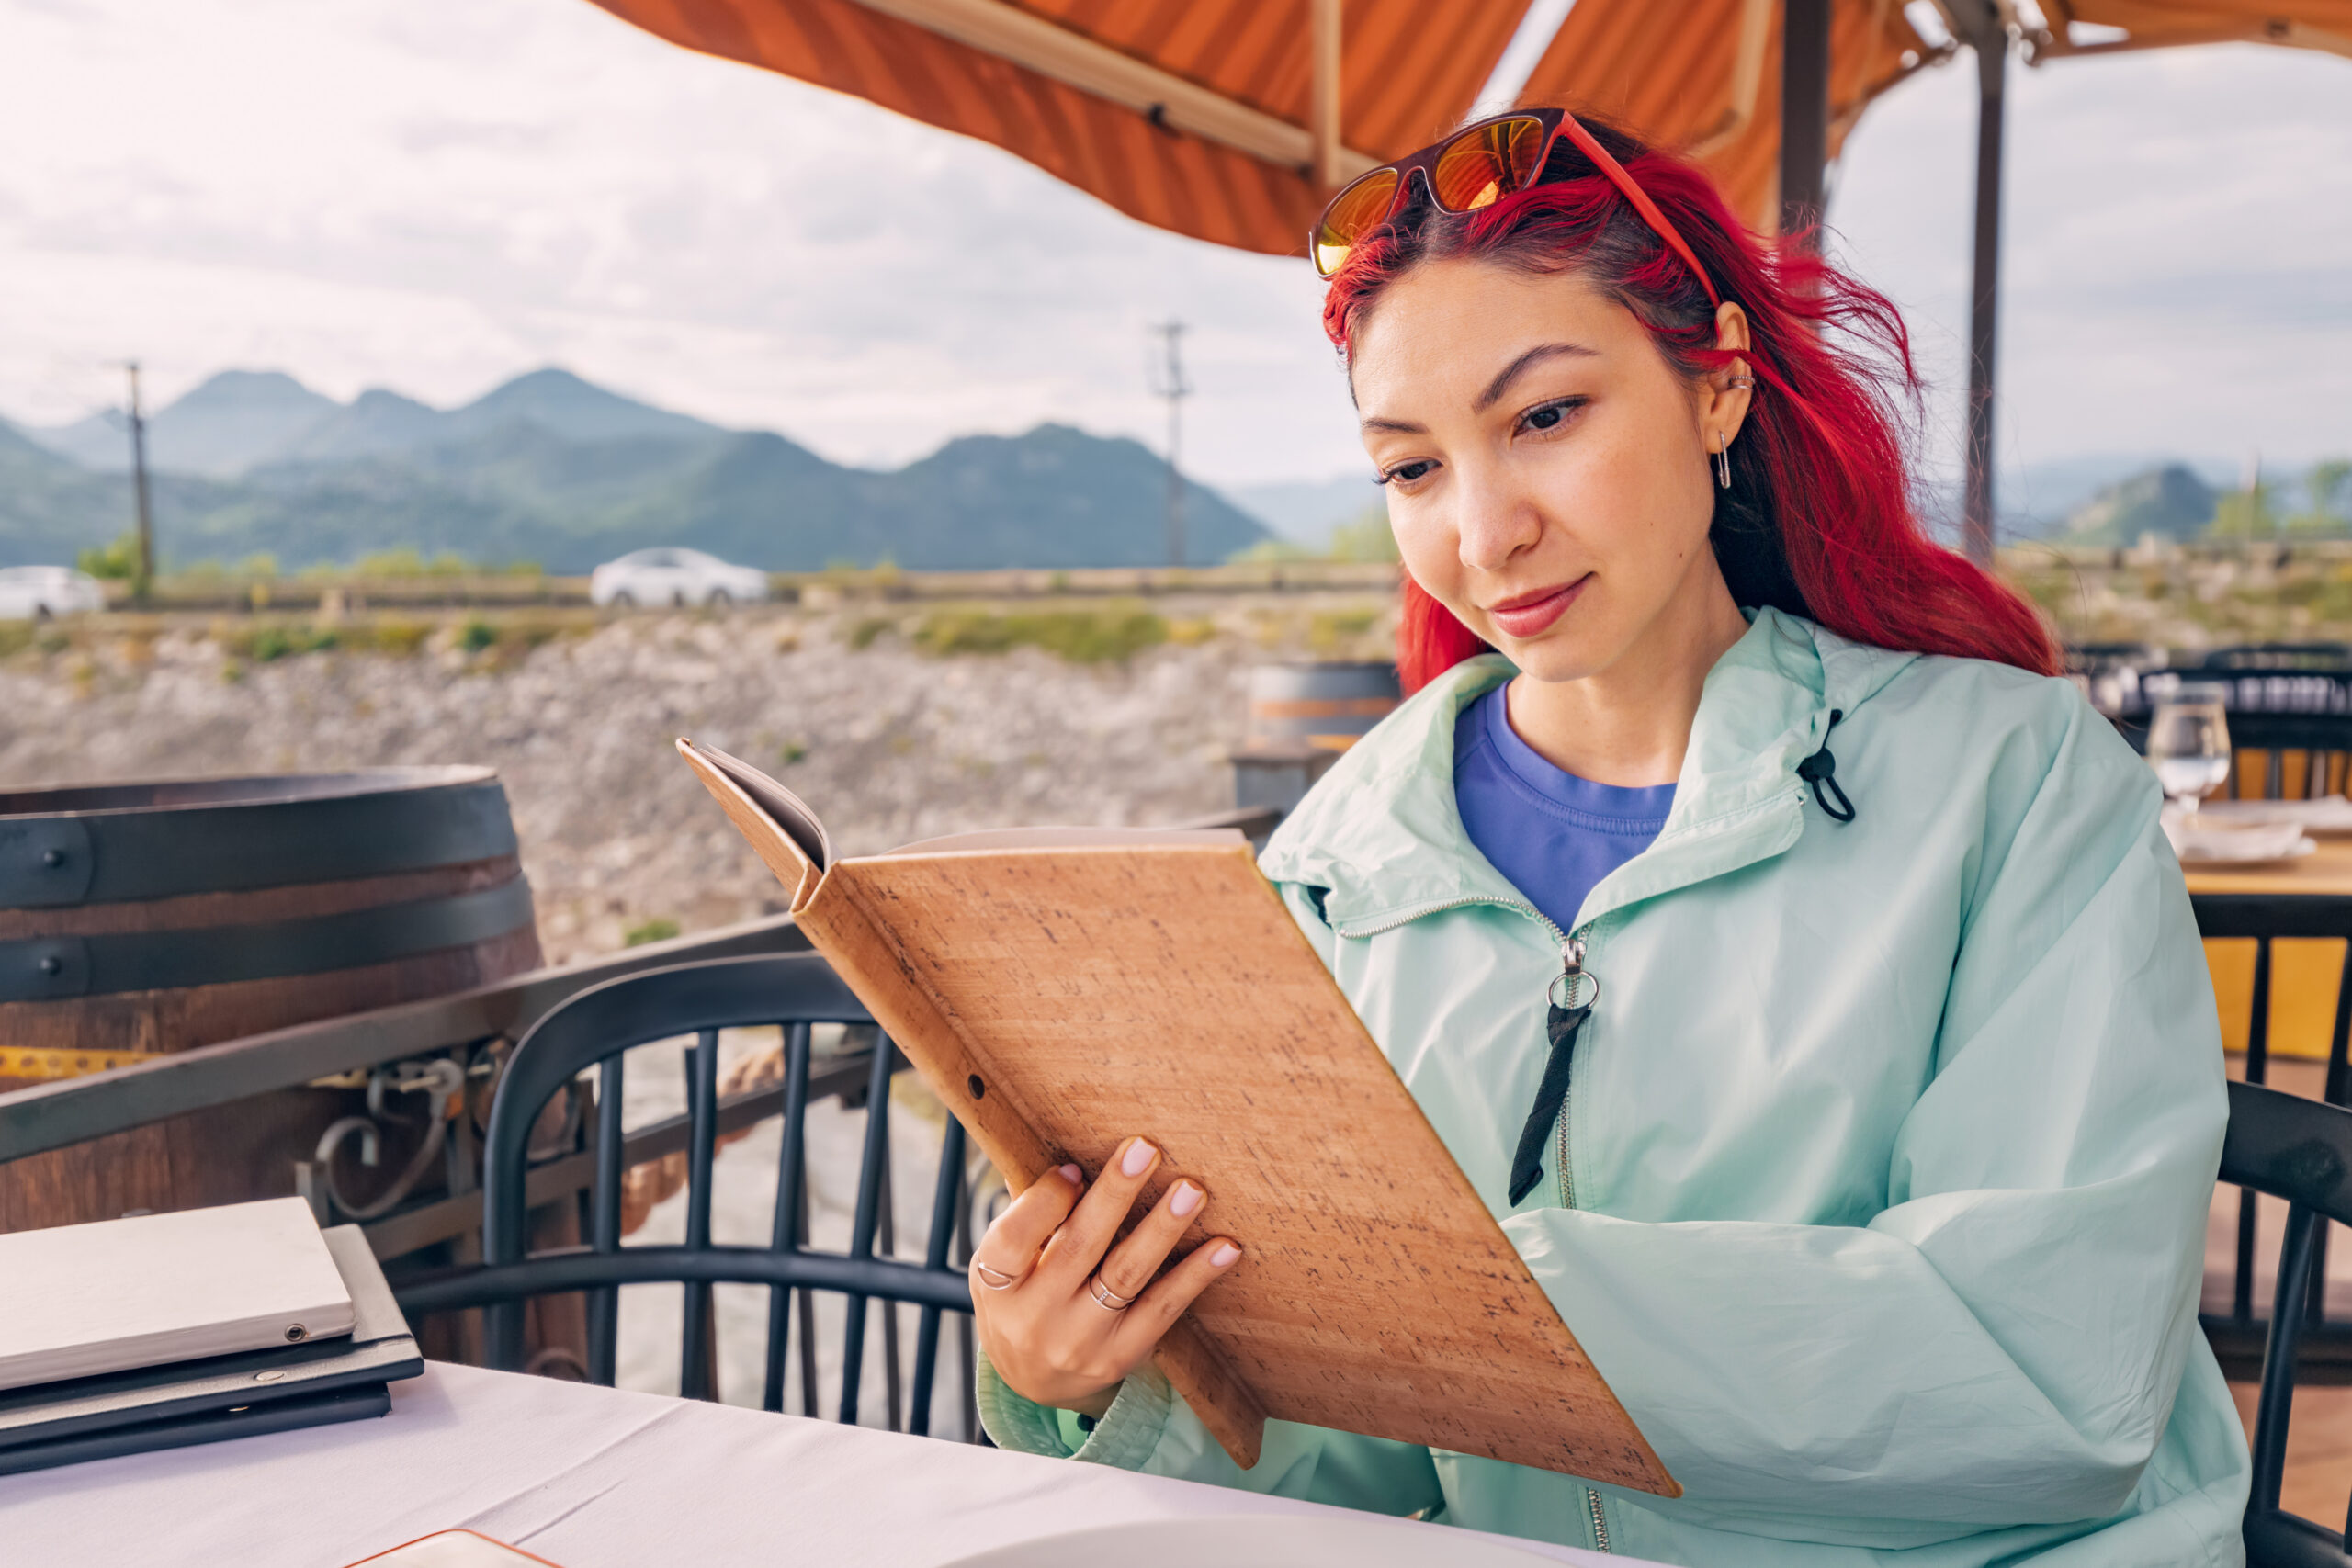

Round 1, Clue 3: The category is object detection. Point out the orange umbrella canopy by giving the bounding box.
[2035,0,2352,55]
[1520,0,1940,233]
[589,0,2352,259]
[588,0,1531,258]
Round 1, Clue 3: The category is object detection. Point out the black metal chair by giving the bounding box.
[2225,1079,2352,1566]
[393,953,979,1438]
[2195,895,2352,1382]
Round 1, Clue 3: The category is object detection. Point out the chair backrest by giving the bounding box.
[393,952,979,1438]
[2193,895,2352,1372]
[2212,711,2352,801]
[2205,646,2352,674]
[2221,1078,2352,1566]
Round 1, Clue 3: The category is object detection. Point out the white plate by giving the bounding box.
[2177,837,2319,870]
[2197,797,2352,836]
[938,1516,1565,1568]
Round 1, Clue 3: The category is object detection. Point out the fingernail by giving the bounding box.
[1170,1182,1202,1217]
[1058,1163,1082,1185]
[1209,1243,1241,1268]
[1121,1140,1156,1178]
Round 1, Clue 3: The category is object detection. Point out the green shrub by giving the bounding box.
[76,532,140,580]
[624,918,682,948]
[846,616,897,649]
[1328,510,1402,563]
[913,604,1167,663]
[366,619,432,656]
[1307,608,1380,653]
[1227,538,1316,565]
[459,619,497,653]
[248,624,339,661]
[0,623,33,658]
[354,548,427,579]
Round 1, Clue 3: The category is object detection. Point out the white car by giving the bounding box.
[589,548,770,609]
[0,566,107,620]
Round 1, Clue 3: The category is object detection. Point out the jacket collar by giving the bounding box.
[1257,608,1918,935]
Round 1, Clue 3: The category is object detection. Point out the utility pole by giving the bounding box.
[1148,321,1192,568]
[123,361,155,604]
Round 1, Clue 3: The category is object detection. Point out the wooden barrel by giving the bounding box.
[0,767,542,1232]
[1247,661,1401,751]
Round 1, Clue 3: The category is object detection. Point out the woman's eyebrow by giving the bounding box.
[1357,341,1599,434]
[1475,343,1598,412]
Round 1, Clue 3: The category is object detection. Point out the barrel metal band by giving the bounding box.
[0,1046,167,1082]
[0,877,536,1004]
[0,780,519,909]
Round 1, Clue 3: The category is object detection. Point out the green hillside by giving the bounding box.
[3,369,1269,571]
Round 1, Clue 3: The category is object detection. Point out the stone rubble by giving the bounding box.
[0,610,1263,964]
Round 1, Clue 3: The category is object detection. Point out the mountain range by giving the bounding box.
[2,369,1271,572]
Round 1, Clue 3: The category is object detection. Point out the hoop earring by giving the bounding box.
[1714,434,1732,491]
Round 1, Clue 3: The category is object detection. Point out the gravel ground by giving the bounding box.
[0,606,1295,963]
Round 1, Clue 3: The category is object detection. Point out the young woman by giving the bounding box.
[966,109,2247,1566]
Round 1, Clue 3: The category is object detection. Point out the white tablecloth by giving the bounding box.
[0,1364,1652,1566]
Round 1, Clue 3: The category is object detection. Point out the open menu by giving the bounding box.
[677,739,1674,1494]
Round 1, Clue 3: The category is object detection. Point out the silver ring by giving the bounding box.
[1088,1275,1138,1312]
[1727,374,1756,389]
[974,1261,1025,1292]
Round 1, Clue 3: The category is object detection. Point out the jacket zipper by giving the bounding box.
[1555,936,1608,1553]
[1344,896,1595,1206]
[1346,896,1609,1551]
[1554,932,1588,1211]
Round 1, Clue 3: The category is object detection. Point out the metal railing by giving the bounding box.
[0,915,808,1262]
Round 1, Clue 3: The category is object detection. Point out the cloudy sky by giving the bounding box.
[1,0,2346,491]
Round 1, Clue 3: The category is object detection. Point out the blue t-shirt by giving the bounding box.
[1453,685,1676,934]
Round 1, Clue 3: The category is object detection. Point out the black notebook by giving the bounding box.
[0,1224,422,1474]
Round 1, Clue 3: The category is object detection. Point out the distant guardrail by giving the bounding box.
[95,561,1403,614]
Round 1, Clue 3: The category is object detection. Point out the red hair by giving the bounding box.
[1322,116,2059,693]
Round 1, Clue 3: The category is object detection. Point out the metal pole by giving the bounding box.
[124,361,154,604]
[1962,28,2007,566]
[1778,0,1831,240]
[1308,0,1342,192]
[1148,321,1191,568]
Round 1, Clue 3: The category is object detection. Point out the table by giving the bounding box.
[0,1364,1634,1568]
[2188,838,2352,1061]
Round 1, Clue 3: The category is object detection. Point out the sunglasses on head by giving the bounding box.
[1308,107,1721,308]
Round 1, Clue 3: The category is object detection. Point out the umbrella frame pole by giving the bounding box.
[1778,0,1832,238]
[1962,25,2007,566]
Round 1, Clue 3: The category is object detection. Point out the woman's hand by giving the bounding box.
[969,1135,1243,1418]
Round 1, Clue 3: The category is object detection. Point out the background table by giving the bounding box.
[2188,839,2352,1061]
[0,1365,1636,1567]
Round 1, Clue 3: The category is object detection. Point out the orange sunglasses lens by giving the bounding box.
[1430,115,1548,213]
[1312,167,1400,276]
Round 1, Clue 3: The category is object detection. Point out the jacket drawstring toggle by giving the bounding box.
[1798,708,1856,823]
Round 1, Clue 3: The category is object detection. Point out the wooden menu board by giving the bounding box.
[678,738,1674,1495]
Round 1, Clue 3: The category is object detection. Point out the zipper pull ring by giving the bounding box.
[1548,936,1599,1011]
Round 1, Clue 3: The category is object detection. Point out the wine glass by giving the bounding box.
[2145,694,2233,818]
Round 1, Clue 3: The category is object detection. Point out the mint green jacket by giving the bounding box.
[978,608,2249,1565]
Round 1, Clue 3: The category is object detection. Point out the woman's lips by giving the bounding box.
[1485,577,1589,639]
